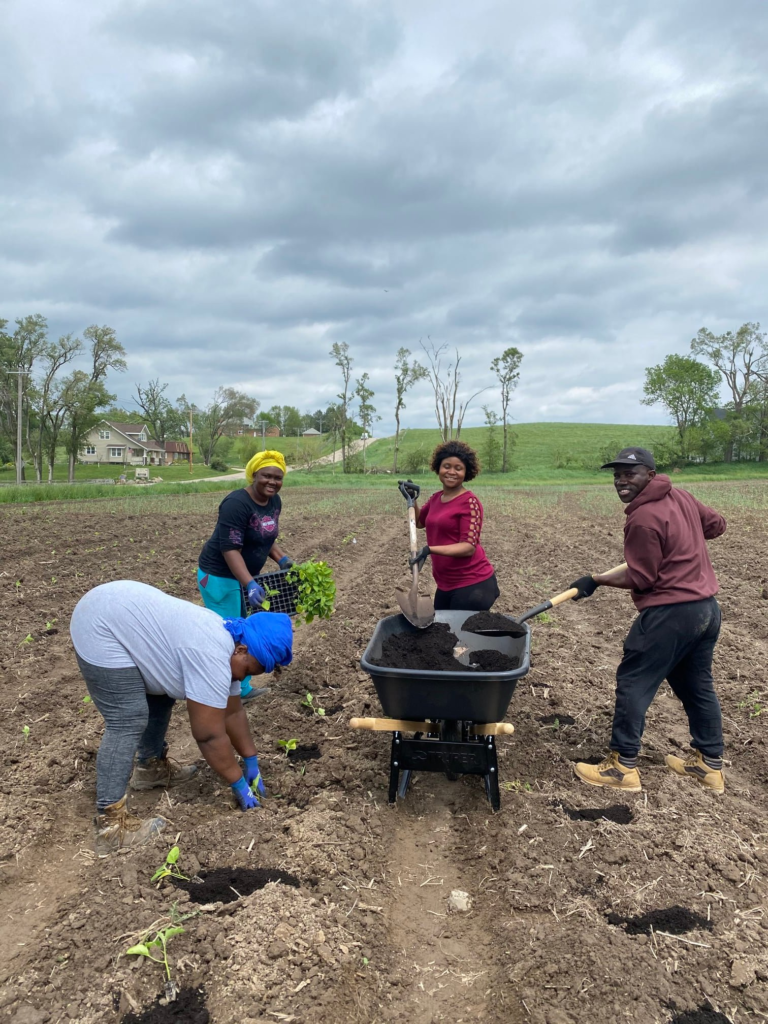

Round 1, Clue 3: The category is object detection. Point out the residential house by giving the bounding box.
[79,421,165,466]
[163,440,191,464]
[302,427,322,437]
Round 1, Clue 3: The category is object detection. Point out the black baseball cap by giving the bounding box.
[601,447,656,470]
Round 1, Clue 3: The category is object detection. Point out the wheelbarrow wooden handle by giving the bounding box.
[350,717,514,736]
[517,562,627,623]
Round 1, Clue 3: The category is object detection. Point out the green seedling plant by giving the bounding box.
[151,846,189,883]
[286,558,336,625]
[19,634,33,646]
[126,925,184,997]
[501,779,532,793]
[45,619,57,630]
[277,738,298,756]
[260,585,280,612]
[301,692,325,716]
[22,725,30,742]
[737,690,765,717]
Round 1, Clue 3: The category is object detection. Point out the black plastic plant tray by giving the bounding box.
[251,568,299,616]
[360,610,530,721]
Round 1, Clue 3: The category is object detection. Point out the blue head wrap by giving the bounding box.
[222,612,293,673]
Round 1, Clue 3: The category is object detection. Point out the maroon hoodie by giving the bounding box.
[623,475,726,610]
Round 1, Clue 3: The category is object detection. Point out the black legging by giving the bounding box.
[434,573,500,611]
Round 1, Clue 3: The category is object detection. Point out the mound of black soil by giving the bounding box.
[555,803,633,824]
[607,906,712,935]
[287,744,322,763]
[122,987,209,1024]
[372,622,519,672]
[539,714,576,726]
[172,867,300,905]
[462,612,521,633]
[670,1009,731,1024]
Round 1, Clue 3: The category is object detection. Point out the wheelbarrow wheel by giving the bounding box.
[440,720,462,781]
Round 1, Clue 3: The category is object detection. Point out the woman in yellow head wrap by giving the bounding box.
[198,448,293,701]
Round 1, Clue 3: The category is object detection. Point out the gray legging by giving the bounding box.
[76,654,176,811]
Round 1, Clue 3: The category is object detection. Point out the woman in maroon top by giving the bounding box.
[401,440,499,611]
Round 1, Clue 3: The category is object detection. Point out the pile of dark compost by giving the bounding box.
[462,611,520,632]
[607,906,712,935]
[555,803,633,824]
[287,744,322,763]
[121,987,209,1024]
[172,867,300,905]
[372,622,519,672]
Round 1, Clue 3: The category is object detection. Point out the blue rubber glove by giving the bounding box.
[243,755,266,799]
[278,556,294,569]
[245,579,266,608]
[231,775,259,810]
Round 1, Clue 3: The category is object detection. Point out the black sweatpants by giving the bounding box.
[610,596,723,759]
[434,573,500,612]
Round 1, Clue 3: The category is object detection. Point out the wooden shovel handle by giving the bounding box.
[407,505,419,557]
[549,561,627,608]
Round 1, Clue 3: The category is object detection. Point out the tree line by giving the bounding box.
[643,323,768,465]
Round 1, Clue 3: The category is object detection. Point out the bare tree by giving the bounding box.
[490,347,523,472]
[420,339,488,441]
[330,342,353,471]
[393,347,427,472]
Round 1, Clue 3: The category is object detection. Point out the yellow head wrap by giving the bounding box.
[245,450,287,484]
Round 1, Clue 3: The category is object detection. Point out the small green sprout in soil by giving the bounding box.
[126,925,184,985]
[501,779,531,792]
[19,634,33,645]
[737,690,765,717]
[46,618,57,630]
[301,692,325,716]
[22,725,30,742]
[536,611,552,623]
[151,846,189,884]
[277,738,298,756]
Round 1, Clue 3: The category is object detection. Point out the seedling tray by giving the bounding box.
[360,610,530,721]
[251,567,299,616]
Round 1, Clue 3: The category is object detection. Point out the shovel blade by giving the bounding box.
[396,586,435,629]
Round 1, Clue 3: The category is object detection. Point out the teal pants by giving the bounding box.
[197,568,253,698]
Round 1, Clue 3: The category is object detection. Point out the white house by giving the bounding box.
[79,421,165,466]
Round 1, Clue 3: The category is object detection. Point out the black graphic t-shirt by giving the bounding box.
[198,489,282,580]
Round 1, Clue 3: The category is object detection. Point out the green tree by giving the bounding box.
[134,378,189,445]
[691,323,765,462]
[355,372,380,473]
[392,347,427,473]
[330,342,353,471]
[196,388,259,466]
[0,315,49,480]
[33,333,82,482]
[642,355,720,460]
[490,346,523,472]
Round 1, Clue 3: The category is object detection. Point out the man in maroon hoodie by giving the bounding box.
[568,447,727,793]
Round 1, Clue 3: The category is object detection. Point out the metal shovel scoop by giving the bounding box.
[396,485,435,629]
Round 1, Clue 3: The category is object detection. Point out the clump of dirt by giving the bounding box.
[372,622,519,672]
[172,867,300,905]
[607,906,712,935]
[471,649,521,672]
[122,987,209,1024]
[555,803,633,824]
[287,744,322,763]
[462,611,522,633]
[539,713,576,726]
[669,1009,731,1024]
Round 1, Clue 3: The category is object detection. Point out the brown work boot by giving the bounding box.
[94,796,166,858]
[574,752,642,792]
[665,749,724,793]
[130,753,198,791]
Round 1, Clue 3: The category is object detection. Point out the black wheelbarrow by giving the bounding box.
[353,564,626,810]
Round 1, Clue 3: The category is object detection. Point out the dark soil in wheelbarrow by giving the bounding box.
[372,621,520,672]
[171,867,301,904]
[121,987,209,1024]
[462,611,523,633]
[607,906,712,935]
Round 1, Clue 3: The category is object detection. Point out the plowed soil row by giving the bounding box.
[1,485,767,1024]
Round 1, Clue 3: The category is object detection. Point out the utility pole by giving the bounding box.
[188,407,193,474]
[8,369,29,485]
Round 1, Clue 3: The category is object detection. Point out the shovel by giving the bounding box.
[469,562,628,636]
[395,483,435,629]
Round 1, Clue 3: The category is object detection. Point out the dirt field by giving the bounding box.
[1,483,767,1024]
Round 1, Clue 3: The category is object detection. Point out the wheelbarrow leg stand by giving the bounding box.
[388,732,402,805]
[484,736,501,812]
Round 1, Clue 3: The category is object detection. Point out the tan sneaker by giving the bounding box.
[574,752,642,792]
[94,796,166,858]
[665,749,724,793]
[130,753,198,791]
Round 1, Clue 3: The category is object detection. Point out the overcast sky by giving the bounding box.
[2,0,767,433]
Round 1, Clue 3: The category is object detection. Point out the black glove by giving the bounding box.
[409,546,431,571]
[569,575,599,601]
[398,479,420,502]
